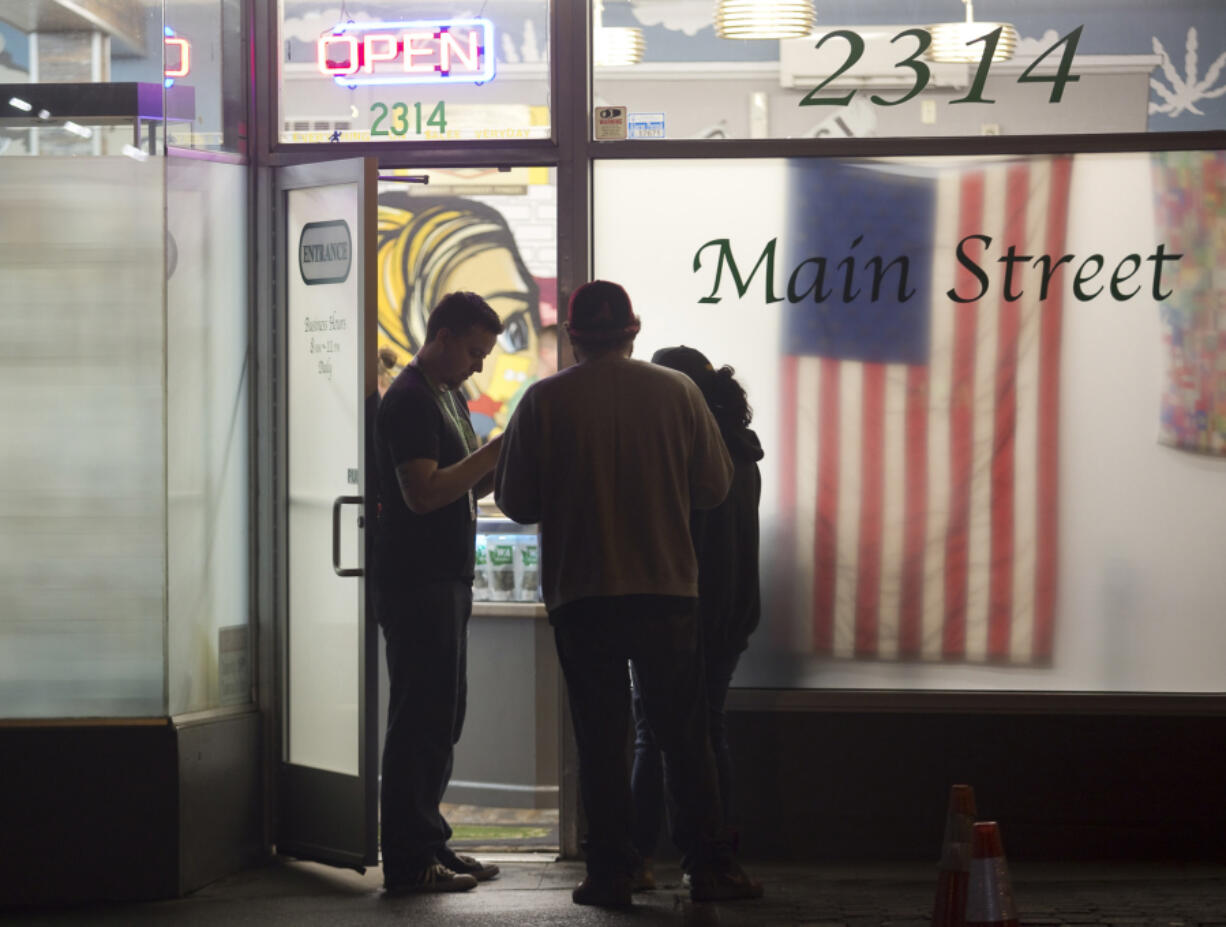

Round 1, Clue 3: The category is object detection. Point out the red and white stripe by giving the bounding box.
[779,156,1070,663]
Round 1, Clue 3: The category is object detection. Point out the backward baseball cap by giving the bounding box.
[566,280,641,342]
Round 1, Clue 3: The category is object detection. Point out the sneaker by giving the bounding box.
[630,857,657,892]
[687,863,764,902]
[572,873,633,907]
[437,846,500,882]
[384,862,478,895]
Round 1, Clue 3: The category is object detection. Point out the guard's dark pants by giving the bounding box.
[552,595,729,880]
[630,645,741,858]
[377,580,470,882]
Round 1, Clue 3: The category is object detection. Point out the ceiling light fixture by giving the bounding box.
[715,0,816,40]
[594,0,645,66]
[594,27,645,66]
[926,0,1018,63]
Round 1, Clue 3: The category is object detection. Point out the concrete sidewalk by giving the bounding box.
[8,856,1226,926]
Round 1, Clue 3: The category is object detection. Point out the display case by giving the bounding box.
[0,81,195,156]
[474,508,543,610]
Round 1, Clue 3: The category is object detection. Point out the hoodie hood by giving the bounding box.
[724,426,764,463]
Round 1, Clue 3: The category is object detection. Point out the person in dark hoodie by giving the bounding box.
[629,345,764,891]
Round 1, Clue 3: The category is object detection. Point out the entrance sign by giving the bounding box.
[318,18,495,87]
[299,219,352,285]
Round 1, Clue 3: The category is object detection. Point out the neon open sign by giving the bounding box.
[164,26,190,88]
[317,18,495,87]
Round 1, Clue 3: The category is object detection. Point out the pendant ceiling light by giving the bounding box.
[594,27,646,66]
[594,0,645,66]
[715,0,816,40]
[926,0,1018,63]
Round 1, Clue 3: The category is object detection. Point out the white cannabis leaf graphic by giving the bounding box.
[1150,27,1226,116]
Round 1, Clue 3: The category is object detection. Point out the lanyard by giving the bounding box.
[412,362,479,519]
[438,388,479,457]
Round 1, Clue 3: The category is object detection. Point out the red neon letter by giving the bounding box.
[318,34,358,76]
[362,33,398,73]
[164,36,190,78]
[401,32,435,72]
[440,30,479,72]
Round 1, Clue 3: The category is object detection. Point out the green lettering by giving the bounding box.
[787,256,831,303]
[1109,254,1142,301]
[1035,253,1074,301]
[693,238,782,304]
[865,254,916,303]
[838,235,863,302]
[1073,254,1104,302]
[948,234,991,303]
[997,245,1032,302]
[1146,244,1182,301]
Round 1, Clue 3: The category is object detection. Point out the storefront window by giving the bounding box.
[0,1,244,156]
[164,0,248,153]
[594,152,1226,692]
[0,2,252,718]
[277,1,551,144]
[591,1,1226,140]
[0,3,165,157]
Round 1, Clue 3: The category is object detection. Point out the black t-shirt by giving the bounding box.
[372,365,476,591]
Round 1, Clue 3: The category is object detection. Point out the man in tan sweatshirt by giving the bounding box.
[495,280,762,907]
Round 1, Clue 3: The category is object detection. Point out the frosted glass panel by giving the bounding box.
[167,157,251,715]
[287,182,362,775]
[593,154,1226,694]
[0,158,166,717]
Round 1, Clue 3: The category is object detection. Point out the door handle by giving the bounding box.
[331,494,365,577]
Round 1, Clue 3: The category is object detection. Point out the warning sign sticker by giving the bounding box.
[594,105,628,140]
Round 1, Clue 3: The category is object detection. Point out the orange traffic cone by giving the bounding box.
[965,821,1019,927]
[932,784,976,927]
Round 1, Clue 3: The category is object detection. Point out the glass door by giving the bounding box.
[276,157,379,870]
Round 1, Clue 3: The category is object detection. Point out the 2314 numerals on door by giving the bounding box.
[370,100,448,137]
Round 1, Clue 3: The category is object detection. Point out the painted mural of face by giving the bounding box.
[440,245,539,407]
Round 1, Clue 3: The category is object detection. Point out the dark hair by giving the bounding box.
[651,345,752,432]
[702,365,753,432]
[425,291,504,343]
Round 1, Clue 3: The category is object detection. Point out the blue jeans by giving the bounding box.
[377,580,470,881]
[552,595,729,879]
[631,645,740,858]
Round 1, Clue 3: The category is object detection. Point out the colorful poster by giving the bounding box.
[1152,151,1226,456]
